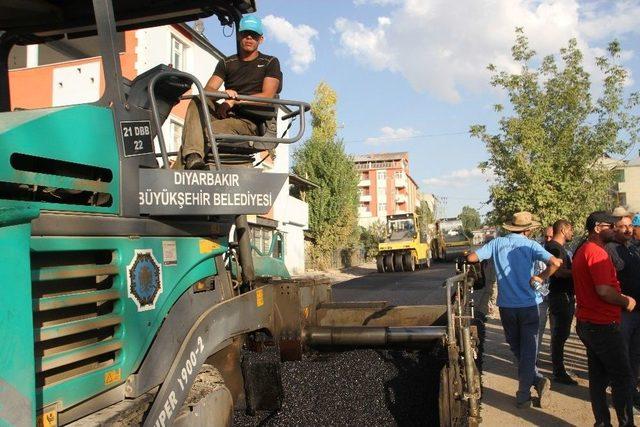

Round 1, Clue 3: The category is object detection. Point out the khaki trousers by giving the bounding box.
[181,99,258,159]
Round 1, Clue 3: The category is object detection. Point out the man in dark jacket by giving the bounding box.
[605,212,640,408]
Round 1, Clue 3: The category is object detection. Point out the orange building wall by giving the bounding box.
[120,31,138,81]
[356,154,420,221]
[9,66,53,109]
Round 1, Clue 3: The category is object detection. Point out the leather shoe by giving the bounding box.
[184,153,206,170]
[516,398,532,409]
[553,372,578,386]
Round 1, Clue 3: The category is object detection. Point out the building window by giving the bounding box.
[251,226,273,255]
[361,172,368,180]
[377,170,387,185]
[171,36,186,71]
[394,171,403,180]
[618,192,627,206]
[378,203,387,213]
[614,169,625,183]
[169,120,183,152]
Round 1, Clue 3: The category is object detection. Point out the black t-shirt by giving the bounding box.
[213,52,282,95]
[545,240,573,294]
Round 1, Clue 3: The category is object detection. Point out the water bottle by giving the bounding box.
[532,278,550,297]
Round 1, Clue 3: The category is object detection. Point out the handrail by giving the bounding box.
[250,230,285,260]
[180,91,311,145]
[147,70,222,170]
[443,272,466,341]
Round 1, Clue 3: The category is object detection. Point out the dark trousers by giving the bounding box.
[500,305,543,401]
[576,321,634,426]
[548,292,575,376]
[621,310,640,389]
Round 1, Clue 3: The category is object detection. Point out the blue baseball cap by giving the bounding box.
[633,213,640,227]
[239,15,263,36]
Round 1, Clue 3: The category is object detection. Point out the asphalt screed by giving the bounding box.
[234,345,444,426]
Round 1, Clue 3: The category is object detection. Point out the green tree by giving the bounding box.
[293,82,359,268]
[415,200,435,233]
[458,206,481,234]
[359,220,386,259]
[471,29,640,228]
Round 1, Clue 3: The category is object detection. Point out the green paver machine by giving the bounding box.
[0,2,482,426]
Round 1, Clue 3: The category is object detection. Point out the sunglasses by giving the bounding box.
[239,31,261,40]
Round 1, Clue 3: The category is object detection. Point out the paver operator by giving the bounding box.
[180,15,282,170]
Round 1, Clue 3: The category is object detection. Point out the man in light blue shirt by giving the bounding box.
[468,211,562,409]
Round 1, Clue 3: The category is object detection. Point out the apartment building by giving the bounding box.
[354,152,420,227]
[7,22,310,274]
[613,157,640,212]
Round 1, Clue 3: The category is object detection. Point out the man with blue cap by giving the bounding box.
[632,213,640,243]
[180,15,282,169]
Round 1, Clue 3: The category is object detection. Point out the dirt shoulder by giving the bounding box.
[480,287,640,426]
[294,261,377,284]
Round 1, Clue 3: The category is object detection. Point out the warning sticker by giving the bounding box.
[36,410,57,427]
[199,239,221,254]
[162,241,177,266]
[256,289,264,307]
[104,368,122,385]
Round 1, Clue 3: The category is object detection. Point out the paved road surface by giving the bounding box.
[332,261,459,306]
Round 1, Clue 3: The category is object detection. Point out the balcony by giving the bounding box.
[395,194,408,204]
[359,194,371,202]
[394,177,407,188]
[358,179,371,187]
[285,195,309,229]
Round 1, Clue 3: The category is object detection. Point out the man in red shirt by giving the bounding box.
[574,211,637,427]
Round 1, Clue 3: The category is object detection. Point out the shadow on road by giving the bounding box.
[481,386,575,426]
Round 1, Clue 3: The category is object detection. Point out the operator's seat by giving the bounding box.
[203,102,280,158]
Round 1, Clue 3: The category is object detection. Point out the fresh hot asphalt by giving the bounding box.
[234,261,461,426]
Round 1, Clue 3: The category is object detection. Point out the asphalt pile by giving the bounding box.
[234,347,444,426]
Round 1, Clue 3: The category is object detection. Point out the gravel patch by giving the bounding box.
[234,346,444,426]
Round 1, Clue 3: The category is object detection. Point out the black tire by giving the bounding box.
[393,252,404,272]
[376,256,385,273]
[383,253,394,272]
[402,252,415,272]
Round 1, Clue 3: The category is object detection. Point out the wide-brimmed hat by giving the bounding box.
[612,206,632,218]
[502,211,541,232]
